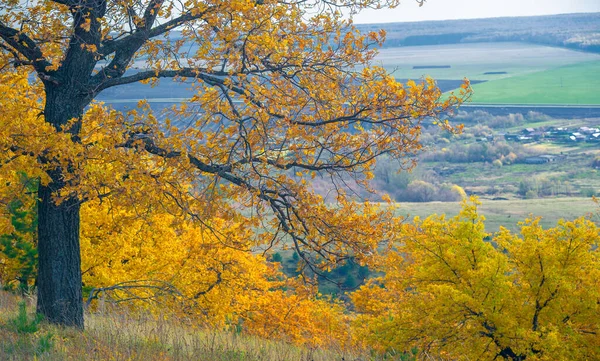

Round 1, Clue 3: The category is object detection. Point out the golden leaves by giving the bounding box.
[2,0,472,349]
[352,198,600,359]
[80,17,92,32]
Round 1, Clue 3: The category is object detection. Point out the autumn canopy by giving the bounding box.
[0,0,468,329]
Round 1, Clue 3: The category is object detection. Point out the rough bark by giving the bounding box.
[36,177,83,328]
[35,87,88,328]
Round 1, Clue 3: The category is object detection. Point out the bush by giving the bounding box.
[525,190,538,199]
[8,302,43,334]
[271,252,283,263]
[581,188,597,197]
[450,185,467,199]
[518,180,534,197]
[405,181,437,202]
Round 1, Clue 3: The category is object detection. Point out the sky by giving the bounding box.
[351,0,600,24]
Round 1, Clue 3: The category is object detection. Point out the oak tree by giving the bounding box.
[0,0,468,327]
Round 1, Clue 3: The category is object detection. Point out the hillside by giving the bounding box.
[356,12,600,53]
[0,291,359,361]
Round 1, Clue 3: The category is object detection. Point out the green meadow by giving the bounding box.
[470,61,600,104]
[372,42,600,105]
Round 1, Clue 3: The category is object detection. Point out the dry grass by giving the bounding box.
[0,291,368,361]
[394,197,599,233]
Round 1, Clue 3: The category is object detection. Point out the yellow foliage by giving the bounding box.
[1,0,470,330]
[352,197,600,360]
[80,200,351,348]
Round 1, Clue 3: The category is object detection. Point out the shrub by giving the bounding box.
[525,190,538,199]
[8,302,43,334]
[271,253,283,263]
[406,181,437,202]
[581,188,597,197]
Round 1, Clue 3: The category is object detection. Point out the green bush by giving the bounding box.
[581,188,597,197]
[525,190,538,199]
[36,332,54,355]
[271,252,283,263]
[8,301,43,334]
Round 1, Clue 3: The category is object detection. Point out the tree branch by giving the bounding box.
[58,0,107,81]
[141,0,166,31]
[99,7,212,57]
[0,21,54,76]
[93,67,233,93]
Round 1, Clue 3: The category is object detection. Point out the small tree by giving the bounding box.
[0,174,38,294]
[352,199,600,360]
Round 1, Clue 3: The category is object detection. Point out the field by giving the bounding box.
[469,61,600,104]
[357,13,600,53]
[373,42,600,81]
[393,197,599,233]
[370,42,600,106]
[95,42,600,110]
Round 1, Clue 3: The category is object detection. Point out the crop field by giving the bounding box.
[469,61,600,104]
[393,197,599,233]
[373,42,600,81]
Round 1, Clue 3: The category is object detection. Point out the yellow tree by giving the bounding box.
[0,0,468,327]
[352,199,600,360]
[80,200,352,347]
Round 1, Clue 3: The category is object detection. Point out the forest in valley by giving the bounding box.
[1,0,599,360]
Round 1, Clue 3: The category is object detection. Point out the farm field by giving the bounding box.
[394,197,599,233]
[95,42,600,109]
[469,60,600,104]
[373,42,600,81]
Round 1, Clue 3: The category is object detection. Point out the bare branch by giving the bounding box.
[85,279,183,309]
[93,67,232,93]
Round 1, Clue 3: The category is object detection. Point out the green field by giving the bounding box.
[470,61,600,104]
[372,42,600,105]
[394,197,599,233]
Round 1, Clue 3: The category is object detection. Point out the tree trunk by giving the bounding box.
[37,178,83,328]
[36,87,87,328]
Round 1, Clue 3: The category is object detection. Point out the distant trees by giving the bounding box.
[422,140,530,164]
[451,110,549,129]
[370,156,466,202]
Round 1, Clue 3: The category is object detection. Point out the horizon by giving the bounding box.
[350,0,600,24]
[352,10,599,26]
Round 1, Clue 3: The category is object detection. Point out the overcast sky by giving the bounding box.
[351,0,600,24]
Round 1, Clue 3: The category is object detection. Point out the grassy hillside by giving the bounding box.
[470,61,600,104]
[0,291,365,361]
